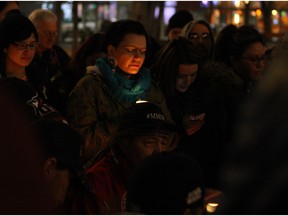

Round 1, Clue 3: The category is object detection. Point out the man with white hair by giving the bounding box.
[29,9,70,114]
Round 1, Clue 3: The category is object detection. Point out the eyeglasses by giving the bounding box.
[12,41,40,50]
[188,33,210,41]
[238,55,268,64]
[41,31,58,37]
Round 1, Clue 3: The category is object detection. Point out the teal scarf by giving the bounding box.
[96,57,151,103]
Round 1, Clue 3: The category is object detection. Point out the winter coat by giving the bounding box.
[84,150,130,214]
[66,59,172,163]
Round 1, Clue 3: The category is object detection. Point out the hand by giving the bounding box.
[183,113,206,136]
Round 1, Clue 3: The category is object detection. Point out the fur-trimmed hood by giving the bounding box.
[180,20,215,60]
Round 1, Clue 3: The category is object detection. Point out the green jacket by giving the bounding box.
[66,72,172,163]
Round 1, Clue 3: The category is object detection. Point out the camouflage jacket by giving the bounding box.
[66,72,172,163]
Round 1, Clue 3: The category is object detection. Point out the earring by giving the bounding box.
[108,56,117,73]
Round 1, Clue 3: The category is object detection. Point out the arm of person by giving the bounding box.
[66,75,115,162]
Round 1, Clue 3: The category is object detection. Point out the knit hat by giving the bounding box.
[126,152,205,214]
[167,10,194,34]
[0,11,38,48]
[117,102,177,133]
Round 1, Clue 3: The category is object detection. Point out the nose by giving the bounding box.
[153,138,166,153]
[133,50,144,59]
[23,46,33,52]
[256,59,266,69]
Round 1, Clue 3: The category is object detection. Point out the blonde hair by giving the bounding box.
[28,9,57,27]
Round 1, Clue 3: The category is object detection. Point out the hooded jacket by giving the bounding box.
[180,20,215,60]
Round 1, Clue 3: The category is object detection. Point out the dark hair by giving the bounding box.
[0,12,38,76]
[31,119,82,170]
[126,152,205,214]
[214,24,238,65]
[67,32,106,89]
[231,25,265,57]
[167,10,194,34]
[0,1,19,13]
[152,37,201,97]
[0,12,37,48]
[215,25,265,66]
[101,19,149,53]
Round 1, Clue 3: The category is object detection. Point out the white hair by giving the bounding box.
[28,9,57,27]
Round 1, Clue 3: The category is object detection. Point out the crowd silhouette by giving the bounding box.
[1,2,286,214]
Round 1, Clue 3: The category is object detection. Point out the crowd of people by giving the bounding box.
[1,1,287,214]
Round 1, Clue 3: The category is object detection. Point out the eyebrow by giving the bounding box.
[124,45,146,49]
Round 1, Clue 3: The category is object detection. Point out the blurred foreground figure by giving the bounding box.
[126,152,205,214]
[0,82,51,214]
[219,36,288,214]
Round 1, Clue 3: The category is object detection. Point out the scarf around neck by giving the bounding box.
[95,57,151,103]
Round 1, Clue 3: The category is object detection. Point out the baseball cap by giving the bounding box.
[117,102,177,133]
[126,152,205,214]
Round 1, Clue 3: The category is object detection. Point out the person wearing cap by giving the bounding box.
[66,19,174,164]
[126,152,206,214]
[167,10,194,41]
[72,102,177,214]
[28,9,71,114]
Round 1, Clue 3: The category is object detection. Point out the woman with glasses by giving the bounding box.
[180,20,215,63]
[0,11,39,80]
[215,24,267,94]
[0,12,66,123]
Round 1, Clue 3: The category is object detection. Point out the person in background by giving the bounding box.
[0,1,19,21]
[180,19,215,63]
[0,82,81,214]
[0,12,66,123]
[28,9,71,114]
[214,24,267,94]
[214,24,238,66]
[218,35,288,215]
[167,10,194,41]
[142,35,161,69]
[0,77,52,214]
[30,119,82,213]
[0,12,46,97]
[126,152,206,215]
[77,102,177,214]
[59,32,106,109]
[0,11,38,80]
[152,36,229,189]
[66,19,174,164]
[152,37,203,137]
